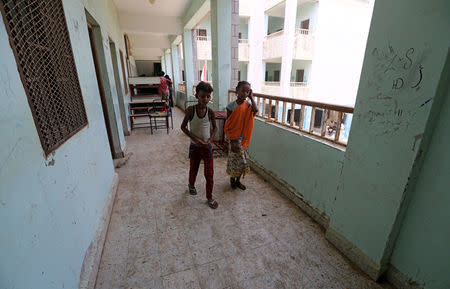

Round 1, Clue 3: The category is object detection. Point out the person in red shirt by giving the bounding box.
[158,71,169,100]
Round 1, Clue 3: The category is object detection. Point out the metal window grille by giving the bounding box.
[0,0,88,155]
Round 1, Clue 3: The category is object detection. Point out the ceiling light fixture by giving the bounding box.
[149,0,156,4]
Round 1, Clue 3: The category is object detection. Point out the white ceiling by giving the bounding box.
[113,0,191,60]
[113,0,190,17]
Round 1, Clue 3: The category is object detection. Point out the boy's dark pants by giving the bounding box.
[189,144,214,200]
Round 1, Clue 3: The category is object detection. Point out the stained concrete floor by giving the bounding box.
[95,108,393,289]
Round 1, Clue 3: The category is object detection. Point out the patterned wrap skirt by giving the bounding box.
[226,139,250,178]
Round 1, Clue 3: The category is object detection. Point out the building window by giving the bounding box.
[0,0,88,155]
[196,29,207,37]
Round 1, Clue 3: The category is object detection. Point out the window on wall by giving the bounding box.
[197,29,207,37]
[0,0,88,155]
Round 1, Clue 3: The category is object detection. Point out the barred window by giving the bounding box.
[0,0,88,155]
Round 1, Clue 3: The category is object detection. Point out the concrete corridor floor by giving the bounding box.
[95,108,392,289]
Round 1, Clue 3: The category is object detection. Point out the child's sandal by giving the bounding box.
[208,199,218,209]
[236,181,246,190]
[188,185,197,195]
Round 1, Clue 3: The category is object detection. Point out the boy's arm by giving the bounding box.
[207,109,217,145]
[181,106,207,146]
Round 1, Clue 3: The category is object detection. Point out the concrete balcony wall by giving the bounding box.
[238,41,249,61]
[261,82,310,99]
[289,84,310,99]
[250,119,345,218]
[263,30,284,59]
[293,30,315,60]
[196,38,212,60]
[197,38,249,62]
[261,82,282,96]
[263,29,314,60]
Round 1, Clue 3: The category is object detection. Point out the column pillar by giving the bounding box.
[161,55,166,74]
[191,29,199,85]
[165,49,173,78]
[211,0,236,110]
[230,0,240,90]
[280,0,297,98]
[171,43,180,89]
[248,0,265,93]
[182,29,195,98]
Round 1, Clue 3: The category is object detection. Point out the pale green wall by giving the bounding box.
[239,17,249,39]
[330,0,450,268]
[290,60,312,82]
[390,62,450,289]
[295,1,318,29]
[197,14,211,36]
[268,16,284,34]
[265,62,282,81]
[0,0,126,288]
[250,120,344,217]
[239,62,248,81]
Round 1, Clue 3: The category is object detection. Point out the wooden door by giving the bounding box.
[301,19,310,30]
[274,70,280,82]
[296,69,304,82]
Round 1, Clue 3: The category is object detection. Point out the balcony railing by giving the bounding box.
[228,90,354,146]
[196,36,209,41]
[290,81,308,87]
[264,81,281,86]
[238,38,249,44]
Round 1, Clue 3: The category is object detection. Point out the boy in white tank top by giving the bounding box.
[181,82,218,209]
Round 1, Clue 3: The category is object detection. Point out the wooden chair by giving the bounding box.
[147,101,173,134]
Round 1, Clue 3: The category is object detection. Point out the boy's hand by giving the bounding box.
[248,89,253,99]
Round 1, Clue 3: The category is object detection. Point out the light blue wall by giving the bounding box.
[239,62,248,81]
[296,1,319,30]
[197,14,211,36]
[390,64,450,289]
[239,17,249,39]
[265,62,281,81]
[250,119,344,217]
[290,60,312,82]
[0,0,124,288]
[268,16,284,34]
[330,0,450,269]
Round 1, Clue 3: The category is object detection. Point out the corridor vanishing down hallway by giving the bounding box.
[95,108,392,289]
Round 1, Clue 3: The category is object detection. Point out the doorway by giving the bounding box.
[301,19,310,34]
[109,40,130,136]
[274,70,280,82]
[86,14,124,159]
[296,69,305,82]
